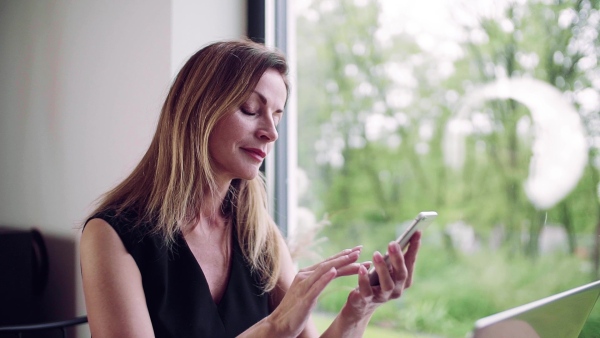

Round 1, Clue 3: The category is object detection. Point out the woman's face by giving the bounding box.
[209,69,287,183]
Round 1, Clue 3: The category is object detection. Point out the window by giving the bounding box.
[291,0,600,337]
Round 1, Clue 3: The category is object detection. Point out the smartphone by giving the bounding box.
[368,211,437,286]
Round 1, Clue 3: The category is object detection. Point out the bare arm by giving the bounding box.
[239,231,421,338]
[81,219,413,338]
[238,234,363,338]
[80,218,155,338]
[268,235,322,338]
[321,232,422,338]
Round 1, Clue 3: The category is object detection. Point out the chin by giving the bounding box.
[236,169,260,181]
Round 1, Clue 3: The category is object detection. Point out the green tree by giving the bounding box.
[295,0,600,335]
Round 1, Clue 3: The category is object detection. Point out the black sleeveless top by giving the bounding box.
[87,209,271,337]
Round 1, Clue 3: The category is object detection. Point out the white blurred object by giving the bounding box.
[444,77,588,210]
[539,225,569,254]
[287,168,330,262]
[445,221,480,253]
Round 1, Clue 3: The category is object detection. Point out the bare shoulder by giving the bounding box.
[80,218,155,337]
[80,217,140,295]
[80,218,133,267]
[81,218,122,249]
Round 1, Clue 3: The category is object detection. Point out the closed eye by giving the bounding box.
[241,108,257,116]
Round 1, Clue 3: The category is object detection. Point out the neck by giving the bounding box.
[206,177,233,208]
[189,179,233,233]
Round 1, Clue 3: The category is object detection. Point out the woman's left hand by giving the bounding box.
[344,231,422,319]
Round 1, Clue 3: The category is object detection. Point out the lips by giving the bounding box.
[242,148,266,161]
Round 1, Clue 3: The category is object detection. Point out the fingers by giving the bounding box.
[385,231,421,293]
[386,241,408,297]
[302,267,337,301]
[323,245,362,263]
[269,266,338,337]
[343,234,422,316]
[356,264,373,297]
[286,249,365,320]
[403,231,421,288]
[371,250,395,292]
[267,246,367,337]
[290,245,364,308]
[370,232,421,296]
[335,260,372,277]
[334,263,360,277]
[300,246,362,273]
[293,245,368,304]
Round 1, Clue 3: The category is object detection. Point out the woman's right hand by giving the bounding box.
[240,246,363,338]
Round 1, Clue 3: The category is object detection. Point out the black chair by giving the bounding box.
[0,316,88,338]
[0,227,87,338]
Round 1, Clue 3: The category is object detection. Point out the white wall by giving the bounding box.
[0,0,245,333]
[171,1,247,78]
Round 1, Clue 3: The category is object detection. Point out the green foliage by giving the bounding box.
[314,239,596,337]
[295,0,600,335]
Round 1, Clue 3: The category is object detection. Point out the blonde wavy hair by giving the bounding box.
[89,40,289,292]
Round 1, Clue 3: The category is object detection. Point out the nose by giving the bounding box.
[257,116,278,142]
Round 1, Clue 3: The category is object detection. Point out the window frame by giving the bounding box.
[247,0,293,237]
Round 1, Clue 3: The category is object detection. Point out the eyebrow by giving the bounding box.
[253,90,284,113]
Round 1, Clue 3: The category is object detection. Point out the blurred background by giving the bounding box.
[290,0,600,337]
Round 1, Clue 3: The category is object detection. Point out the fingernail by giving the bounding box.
[373,251,383,263]
[348,251,360,259]
[389,242,398,254]
[359,265,367,275]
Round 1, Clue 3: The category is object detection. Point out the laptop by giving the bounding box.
[470,280,600,338]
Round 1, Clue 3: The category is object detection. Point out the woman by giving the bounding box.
[80,39,421,337]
